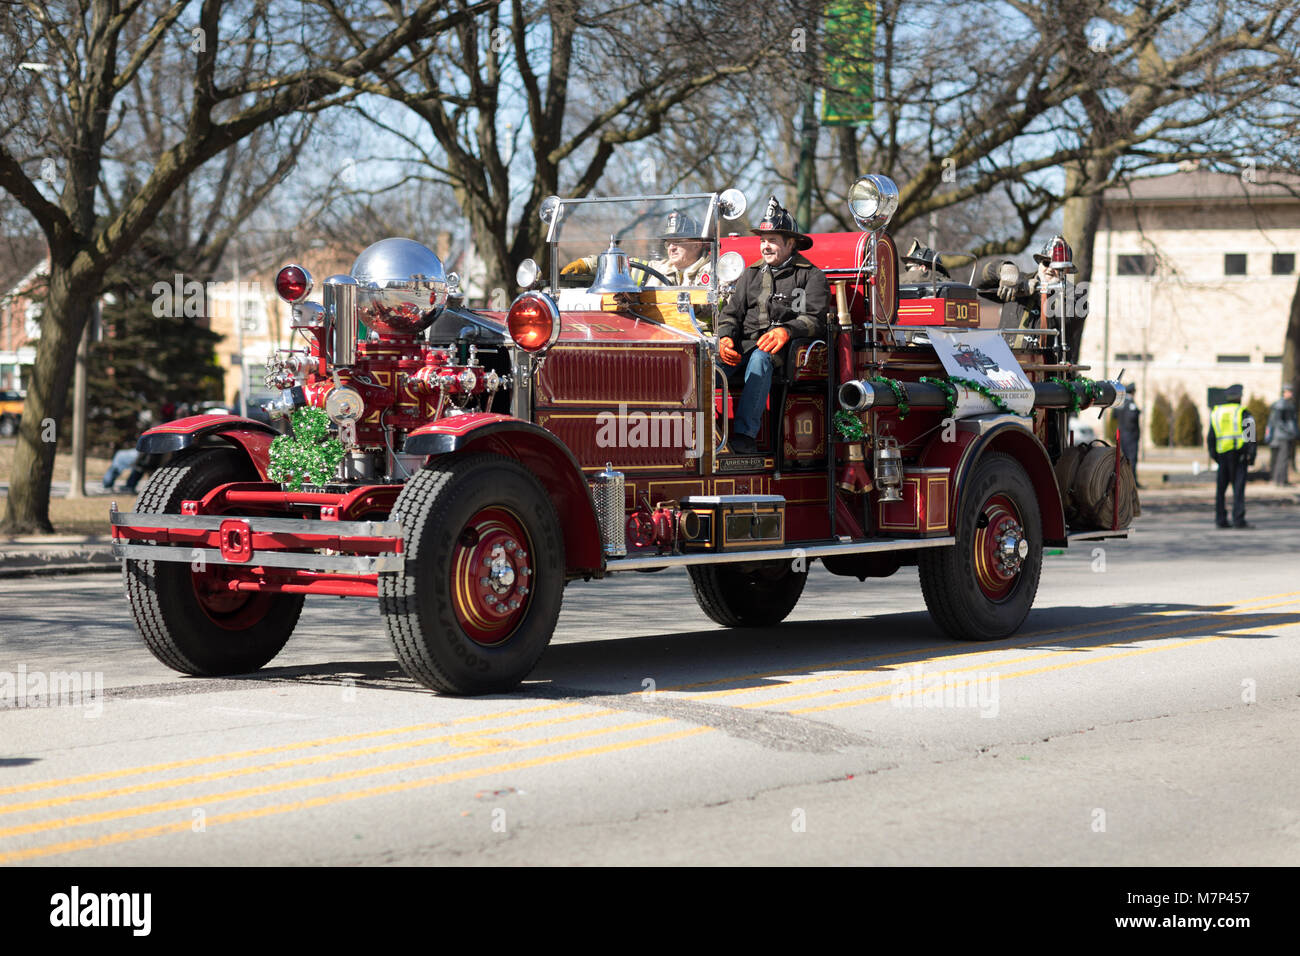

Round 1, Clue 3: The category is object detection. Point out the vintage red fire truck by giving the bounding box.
[112,181,1136,695]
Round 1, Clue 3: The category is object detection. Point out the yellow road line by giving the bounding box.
[0,708,618,815]
[691,595,1300,704]
[666,589,1300,696]
[0,716,678,840]
[7,593,1300,862]
[0,698,590,797]
[0,725,708,864]
[788,617,1298,715]
[7,588,1298,824]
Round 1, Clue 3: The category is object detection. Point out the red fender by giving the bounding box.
[405,413,604,574]
[138,415,278,480]
[919,418,1067,546]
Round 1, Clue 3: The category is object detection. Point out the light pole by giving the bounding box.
[233,242,248,412]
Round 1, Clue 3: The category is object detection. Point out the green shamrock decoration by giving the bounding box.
[268,406,345,490]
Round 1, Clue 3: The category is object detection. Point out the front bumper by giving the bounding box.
[111,511,404,574]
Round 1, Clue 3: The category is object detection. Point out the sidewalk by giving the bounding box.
[0,534,116,578]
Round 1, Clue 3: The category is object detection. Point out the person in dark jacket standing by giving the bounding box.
[714,196,828,455]
[1207,384,1256,528]
[1113,383,1141,487]
[1265,384,1297,486]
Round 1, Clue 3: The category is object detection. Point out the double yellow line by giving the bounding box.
[3,589,1297,863]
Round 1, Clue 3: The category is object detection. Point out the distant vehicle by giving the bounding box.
[0,389,24,437]
[1068,417,1098,444]
[193,401,233,416]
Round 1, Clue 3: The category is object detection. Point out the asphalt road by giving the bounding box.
[2,498,1298,866]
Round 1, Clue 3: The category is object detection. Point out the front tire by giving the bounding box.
[124,447,304,675]
[919,452,1042,640]
[380,454,564,695]
[688,560,807,627]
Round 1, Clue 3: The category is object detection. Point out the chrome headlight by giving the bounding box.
[717,251,746,284]
[848,175,899,231]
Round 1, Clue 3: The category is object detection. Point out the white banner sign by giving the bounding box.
[927,329,1034,417]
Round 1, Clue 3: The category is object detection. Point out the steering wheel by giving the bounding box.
[629,261,673,286]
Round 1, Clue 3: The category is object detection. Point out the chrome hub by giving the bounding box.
[996,522,1027,575]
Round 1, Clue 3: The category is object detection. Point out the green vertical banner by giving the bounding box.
[821,0,875,126]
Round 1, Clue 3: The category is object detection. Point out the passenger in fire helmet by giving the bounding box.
[713,196,828,456]
[977,234,1077,343]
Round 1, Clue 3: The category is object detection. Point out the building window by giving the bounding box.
[1117,254,1154,276]
[1216,354,1250,363]
[1273,253,1295,275]
[1224,253,1247,275]
[1113,352,1153,363]
[1264,355,1283,364]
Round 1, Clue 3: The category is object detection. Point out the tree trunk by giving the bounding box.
[1,259,98,533]
[1284,271,1300,396]
[1062,161,1109,360]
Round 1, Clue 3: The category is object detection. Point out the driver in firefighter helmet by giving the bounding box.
[560,209,713,287]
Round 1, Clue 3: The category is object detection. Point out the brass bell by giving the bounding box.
[587,236,642,295]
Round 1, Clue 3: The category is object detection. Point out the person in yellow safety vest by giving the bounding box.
[1206,384,1257,529]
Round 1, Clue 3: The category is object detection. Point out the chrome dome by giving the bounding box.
[350,238,448,335]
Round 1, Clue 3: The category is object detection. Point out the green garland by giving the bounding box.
[1048,376,1099,415]
[920,375,1032,418]
[268,406,345,491]
[868,376,910,419]
[834,410,866,441]
[919,376,958,414]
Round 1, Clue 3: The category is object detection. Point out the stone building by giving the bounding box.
[1080,168,1300,449]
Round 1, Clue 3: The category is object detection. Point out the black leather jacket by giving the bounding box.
[715,253,829,368]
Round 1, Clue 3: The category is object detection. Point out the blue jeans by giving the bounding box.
[725,347,774,439]
[103,449,144,491]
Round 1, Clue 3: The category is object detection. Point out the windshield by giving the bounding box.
[547,193,721,292]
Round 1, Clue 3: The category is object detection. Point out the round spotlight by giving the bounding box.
[718,188,748,221]
[848,175,899,231]
[516,258,540,288]
[717,251,746,284]
[539,195,561,225]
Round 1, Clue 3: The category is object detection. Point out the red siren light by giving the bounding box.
[507,292,560,352]
[275,265,312,303]
[1048,237,1076,274]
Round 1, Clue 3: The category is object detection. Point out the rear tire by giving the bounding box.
[124,447,303,675]
[919,452,1042,640]
[688,560,807,627]
[380,454,564,695]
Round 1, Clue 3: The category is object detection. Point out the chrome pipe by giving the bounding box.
[325,274,358,367]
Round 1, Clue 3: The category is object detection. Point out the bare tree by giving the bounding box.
[332,0,800,294]
[720,1,1298,356]
[0,0,491,532]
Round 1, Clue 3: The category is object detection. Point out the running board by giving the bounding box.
[1065,529,1131,543]
[604,536,956,573]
